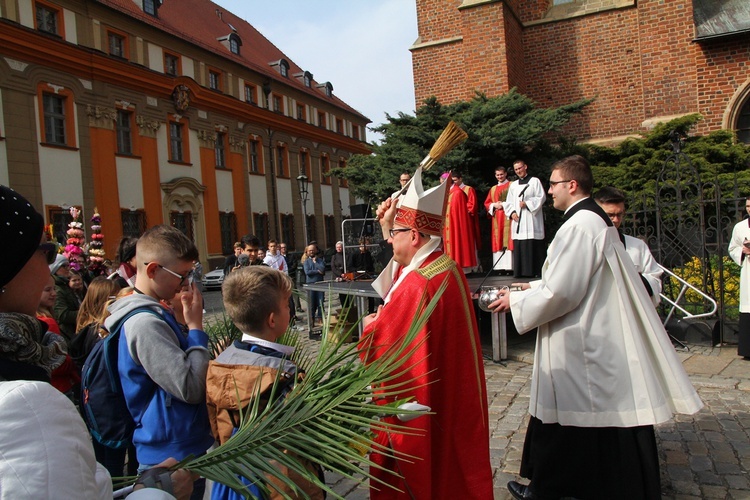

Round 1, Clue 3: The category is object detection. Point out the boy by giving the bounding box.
[105,225,214,498]
[207,266,323,499]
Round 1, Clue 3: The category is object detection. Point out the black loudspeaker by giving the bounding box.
[350,204,371,219]
[350,204,373,236]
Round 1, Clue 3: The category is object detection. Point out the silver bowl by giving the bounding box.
[478,286,509,312]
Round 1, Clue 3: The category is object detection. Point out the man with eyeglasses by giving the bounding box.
[503,159,546,278]
[358,167,493,499]
[595,186,662,306]
[488,156,701,500]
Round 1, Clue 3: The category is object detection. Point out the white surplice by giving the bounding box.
[502,176,546,241]
[728,218,750,313]
[623,234,663,307]
[509,203,702,428]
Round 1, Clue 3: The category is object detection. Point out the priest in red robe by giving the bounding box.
[441,172,477,271]
[453,171,482,272]
[484,165,514,272]
[359,168,493,499]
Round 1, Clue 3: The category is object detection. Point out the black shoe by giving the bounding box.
[508,481,535,500]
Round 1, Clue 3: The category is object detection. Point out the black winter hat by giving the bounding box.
[0,185,44,288]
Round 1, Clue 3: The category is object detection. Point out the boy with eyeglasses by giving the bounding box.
[105,225,214,499]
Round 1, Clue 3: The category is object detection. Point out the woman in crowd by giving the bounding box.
[51,254,83,343]
[36,274,81,399]
[70,276,120,371]
[110,236,138,289]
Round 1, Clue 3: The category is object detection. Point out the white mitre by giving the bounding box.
[373,167,450,302]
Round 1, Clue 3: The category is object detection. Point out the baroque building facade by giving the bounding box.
[411,0,750,145]
[0,0,369,265]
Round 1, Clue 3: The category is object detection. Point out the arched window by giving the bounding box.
[736,98,750,144]
[228,33,242,55]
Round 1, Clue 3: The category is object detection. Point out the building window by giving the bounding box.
[248,140,261,174]
[299,151,310,179]
[272,94,282,114]
[320,155,331,185]
[209,70,222,91]
[318,111,326,129]
[296,103,306,121]
[229,37,240,55]
[352,125,359,140]
[280,60,289,78]
[48,207,72,244]
[736,99,750,144]
[338,159,348,187]
[276,145,287,177]
[324,215,336,250]
[215,132,226,168]
[116,110,133,155]
[35,3,60,35]
[108,31,127,59]
[244,84,256,104]
[281,214,295,251]
[336,118,343,134]
[303,72,312,88]
[169,121,185,162]
[219,212,237,255]
[171,211,194,241]
[164,53,180,76]
[306,214,317,243]
[253,213,269,245]
[43,93,66,145]
[121,209,147,237]
[143,0,158,16]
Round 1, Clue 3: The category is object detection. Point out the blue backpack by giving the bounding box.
[80,307,167,449]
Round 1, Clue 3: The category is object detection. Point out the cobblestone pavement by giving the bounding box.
[204,290,750,499]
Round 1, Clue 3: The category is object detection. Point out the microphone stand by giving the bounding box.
[473,247,507,295]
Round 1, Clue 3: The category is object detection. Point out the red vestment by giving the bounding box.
[462,184,482,251]
[359,252,493,499]
[484,181,514,253]
[443,184,477,268]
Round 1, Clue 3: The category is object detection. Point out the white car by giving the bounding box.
[202,267,225,290]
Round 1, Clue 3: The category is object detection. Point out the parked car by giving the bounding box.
[202,267,225,290]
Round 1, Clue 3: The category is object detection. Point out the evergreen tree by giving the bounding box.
[335,90,591,201]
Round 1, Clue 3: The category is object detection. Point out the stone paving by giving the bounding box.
[321,333,750,499]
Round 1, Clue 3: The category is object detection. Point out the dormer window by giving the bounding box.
[218,33,242,55]
[143,0,161,17]
[270,59,290,78]
[317,82,333,98]
[304,73,311,87]
[230,37,239,54]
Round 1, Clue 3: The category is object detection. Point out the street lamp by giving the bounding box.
[297,174,309,245]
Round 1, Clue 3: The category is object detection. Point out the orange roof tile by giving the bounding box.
[96,0,368,121]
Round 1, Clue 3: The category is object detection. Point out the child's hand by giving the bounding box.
[181,283,203,330]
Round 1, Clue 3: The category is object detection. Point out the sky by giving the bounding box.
[212,0,418,143]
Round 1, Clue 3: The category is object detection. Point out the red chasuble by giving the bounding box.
[484,181,514,253]
[462,184,482,251]
[443,184,477,268]
[359,252,493,499]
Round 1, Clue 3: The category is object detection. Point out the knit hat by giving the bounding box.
[49,254,70,275]
[0,185,44,288]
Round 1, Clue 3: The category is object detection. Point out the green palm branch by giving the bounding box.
[175,277,450,499]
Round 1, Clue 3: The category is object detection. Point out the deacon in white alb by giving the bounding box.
[490,156,702,500]
[595,186,662,306]
[728,195,750,359]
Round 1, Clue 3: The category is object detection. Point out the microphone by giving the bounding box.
[237,253,249,267]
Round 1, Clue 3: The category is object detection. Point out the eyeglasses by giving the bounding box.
[39,243,57,265]
[146,262,194,286]
[548,179,572,187]
[388,228,411,238]
[605,212,625,219]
